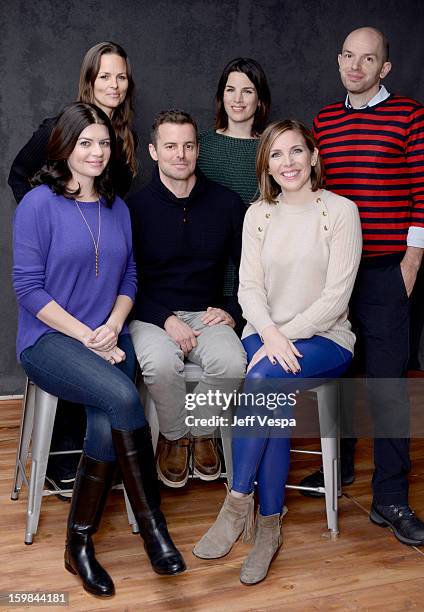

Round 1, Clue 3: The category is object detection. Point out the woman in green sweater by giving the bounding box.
[198,58,271,300]
[197,57,271,206]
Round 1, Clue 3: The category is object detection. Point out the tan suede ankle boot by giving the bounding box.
[192,485,255,559]
[239,511,283,585]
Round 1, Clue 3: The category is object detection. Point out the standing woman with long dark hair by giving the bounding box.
[8,42,138,495]
[197,57,271,206]
[13,103,185,598]
[8,41,137,202]
[76,41,137,195]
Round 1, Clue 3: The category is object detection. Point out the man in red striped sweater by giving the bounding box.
[300,26,424,545]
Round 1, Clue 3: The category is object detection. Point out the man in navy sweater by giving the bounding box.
[129,110,246,488]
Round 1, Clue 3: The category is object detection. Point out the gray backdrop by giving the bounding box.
[1,0,423,394]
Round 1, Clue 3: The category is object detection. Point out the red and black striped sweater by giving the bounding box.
[313,95,424,256]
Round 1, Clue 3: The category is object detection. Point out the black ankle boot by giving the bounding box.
[111,426,186,576]
[64,453,115,597]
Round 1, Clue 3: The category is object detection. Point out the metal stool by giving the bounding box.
[11,379,138,544]
[139,361,233,482]
[141,369,340,537]
[286,380,341,538]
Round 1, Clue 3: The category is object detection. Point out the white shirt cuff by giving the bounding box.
[407,226,424,248]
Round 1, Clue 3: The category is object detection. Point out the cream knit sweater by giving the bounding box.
[238,189,362,353]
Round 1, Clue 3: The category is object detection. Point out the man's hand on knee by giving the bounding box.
[201,306,235,328]
[164,315,201,356]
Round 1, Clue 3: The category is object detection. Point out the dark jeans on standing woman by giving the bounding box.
[21,332,146,462]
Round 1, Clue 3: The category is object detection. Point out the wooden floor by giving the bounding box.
[2,399,424,611]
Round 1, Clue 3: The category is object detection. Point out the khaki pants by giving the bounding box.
[130,311,246,439]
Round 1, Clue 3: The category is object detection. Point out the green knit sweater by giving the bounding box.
[197,129,259,301]
[197,129,259,206]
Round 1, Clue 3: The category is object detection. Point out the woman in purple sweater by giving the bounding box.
[13,102,185,598]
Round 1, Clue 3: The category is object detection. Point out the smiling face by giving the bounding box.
[67,123,111,186]
[223,71,259,126]
[268,129,318,198]
[338,28,391,101]
[93,53,129,116]
[149,122,199,182]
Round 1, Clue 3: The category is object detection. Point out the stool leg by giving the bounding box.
[25,388,58,544]
[317,382,340,538]
[320,437,339,538]
[124,488,139,534]
[11,380,36,500]
[220,406,233,488]
[337,435,341,497]
[138,380,159,452]
[145,396,159,451]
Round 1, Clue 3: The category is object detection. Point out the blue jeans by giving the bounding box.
[21,333,146,461]
[232,334,352,515]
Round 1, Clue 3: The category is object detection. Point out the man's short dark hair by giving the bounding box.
[150,110,198,146]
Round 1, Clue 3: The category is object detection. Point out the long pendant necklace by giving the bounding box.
[74,199,101,277]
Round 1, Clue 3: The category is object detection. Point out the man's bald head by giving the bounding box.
[338,26,392,105]
[342,27,389,63]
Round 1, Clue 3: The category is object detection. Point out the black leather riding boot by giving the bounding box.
[64,453,115,597]
[111,425,186,575]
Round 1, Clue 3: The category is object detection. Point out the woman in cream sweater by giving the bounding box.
[193,119,362,584]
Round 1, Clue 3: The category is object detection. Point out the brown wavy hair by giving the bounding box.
[256,120,324,204]
[33,103,117,206]
[78,41,137,177]
[215,58,271,137]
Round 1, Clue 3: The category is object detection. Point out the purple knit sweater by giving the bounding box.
[13,184,137,360]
